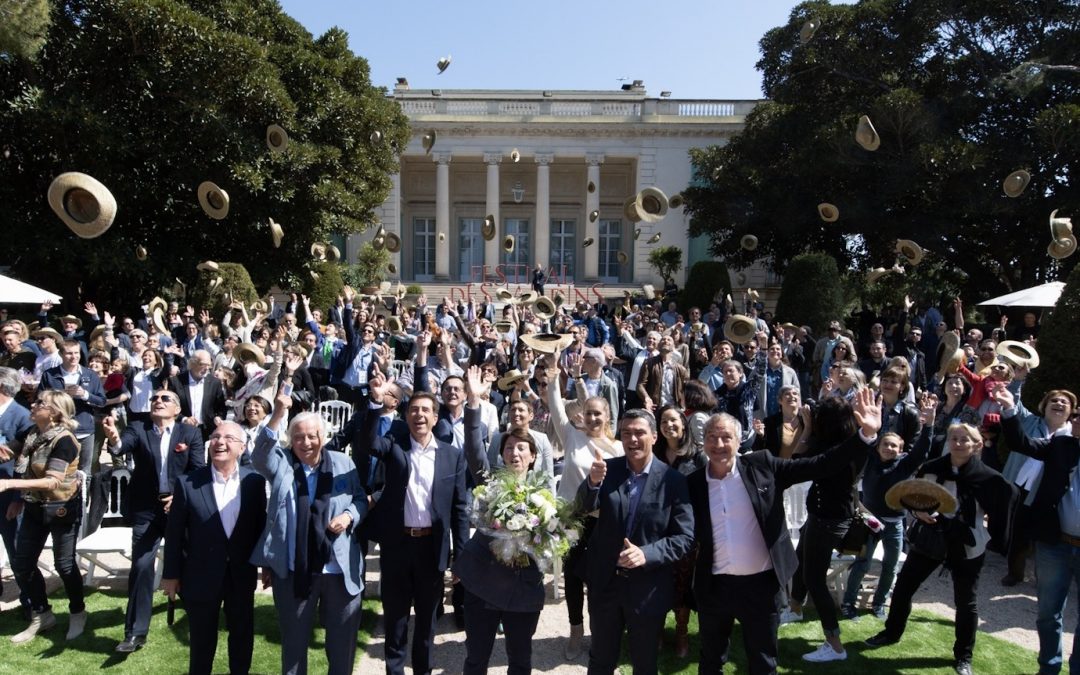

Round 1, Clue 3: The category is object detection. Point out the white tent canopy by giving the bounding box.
[0,274,63,305]
[976,281,1065,308]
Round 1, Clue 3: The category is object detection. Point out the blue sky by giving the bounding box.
[277,0,839,100]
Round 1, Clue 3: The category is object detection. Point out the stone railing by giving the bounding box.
[396,95,758,120]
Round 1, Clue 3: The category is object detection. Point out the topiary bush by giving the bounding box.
[774,252,846,333]
[1022,264,1080,409]
[305,262,345,316]
[190,262,259,316]
[647,245,684,283]
[678,260,731,313]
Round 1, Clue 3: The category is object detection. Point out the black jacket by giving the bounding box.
[1002,413,1079,544]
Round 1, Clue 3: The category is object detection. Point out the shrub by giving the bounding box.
[407,284,424,295]
[190,263,259,316]
[647,246,684,283]
[774,252,846,333]
[1022,265,1080,409]
[305,262,345,316]
[678,260,731,313]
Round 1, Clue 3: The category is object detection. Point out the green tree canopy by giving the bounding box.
[0,0,51,60]
[0,0,410,310]
[684,0,1080,303]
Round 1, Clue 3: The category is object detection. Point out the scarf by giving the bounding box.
[292,450,335,599]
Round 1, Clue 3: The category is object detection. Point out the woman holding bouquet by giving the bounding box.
[456,366,571,674]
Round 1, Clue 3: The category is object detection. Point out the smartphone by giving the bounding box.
[281,382,294,397]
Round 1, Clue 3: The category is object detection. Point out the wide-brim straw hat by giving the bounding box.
[520,333,574,354]
[533,296,557,320]
[647,232,662,244]
[266,124,289,153]
[817,203,839,223]
[799,18,819,44]
[58,314,82,329]
[583,237,595,248]
[482,216,497,241]
[866,267,893,284]
[935,331,964,378]
[855,115,880,151]
[996,340,1040,370]
[741,234,758,251]
[518,291,538,305]
[1003,169,1031,198]
[31,327,64,343]
[624,196,642,224]
[384,232,402,253]
[885,478,958,514]
[197,181,230,220]
[1048,236,1078,260]
[47,172,118,239]
[896,239,925,266]
[196,260,219,272]
[422,130,437,154]
[634,187,669,224]
[497,369,528,391]
[503,235,515,252]
[494,320,514,334]
[724,314,757,344]
[269,218,284,248]
[235,342,267,368]
[642,284,656,300]
[617,250,629,265]
[310,242,327,260]
[1049,209,1073,241]
[496,288,516,303]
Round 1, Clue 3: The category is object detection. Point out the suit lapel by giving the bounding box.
[144,425,164,478]
[195,468,227,539]
[628,461,665,539]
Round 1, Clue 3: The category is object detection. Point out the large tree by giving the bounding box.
[0,0,410,309]
[684,0,1079,303]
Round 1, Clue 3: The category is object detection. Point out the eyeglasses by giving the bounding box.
[34,336,48,342]
[209,434,244,444]
[30,401,49,409]
[362,328,375,334]
[150,394,178,403]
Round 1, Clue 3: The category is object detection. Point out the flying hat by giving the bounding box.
[1048,236,1077,260]
[497,369,528,391]
[266,124,288,153]
[496,287,516,303]
[47,172,117,238]
[384,231,402,253]
[582,237,595,248]
[866,267,894,284]
[817,203,839,222]
[147,296,168,316]
[208,276,223,292]
[633,187,669,223]
[436,55,451,73]
[197,260,219,272]
[197,181,229,220]
[310,271,320,282]
[235,342,267,368]
[624,196,643,224]
[370,130,383,144]
[935,331,964,379]
[310,243,327,260]
[886,478,958,515]
[587,180,596,194]
[372,224,386,250]
[269,218,284,248]
[642,284,656,300]
[503,235,515,253]
[520,333,574,354]
[1049,209,1073,241]
[482,215,497,241]
[799,18,819,44]
[510,148,521,163]
[422,130,437,154]
[895,239,925,266]
[741,234,758,251]
[724,315,757,344]
[326,245,341,262]
[251,299,270,314]
[533,296,557,320]
[617,250,629,265]
[1002,169,1031,198]
[855,115,880,151]
[387,262,397,275]
[135,245,148,261]
[634,227,642,240]
[647,232,662,244]
[996,340,1040,370]
[589,209,599,223]
[668,193,684,209]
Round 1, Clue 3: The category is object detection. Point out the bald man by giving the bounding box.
[163,420,266,675]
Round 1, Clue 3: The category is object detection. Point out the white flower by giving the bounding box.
[506,514,527,531]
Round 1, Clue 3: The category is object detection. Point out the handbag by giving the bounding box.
[906,520,947,561]
[837,511,872,556]
[40,493,81,527]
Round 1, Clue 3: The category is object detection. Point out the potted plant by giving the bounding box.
[647,245,684,285]
[345,242,392,295]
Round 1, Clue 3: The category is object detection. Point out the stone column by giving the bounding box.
[483,152,502,270]
[389,171,401,276]
[534,153,553,274]
[434,152,452,280]
[583,154,604,280]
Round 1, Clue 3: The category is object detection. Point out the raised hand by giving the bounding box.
[465,365,484,404]
[368,364,390,403]
[588,448,607,487]
[918,393,939,426]
[84,301,98,316]
[989,383,1014,409]
[103,310,114,327]
[851,388,882,437]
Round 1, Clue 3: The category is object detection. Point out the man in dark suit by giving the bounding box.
[38,339,106,473]
[0,367,33,615]
[162,420,267,675]
[168,350,227,442]
[365,362,471,675]
[687,389,880,675]
[102,388,205,653]
[578,408,695,674]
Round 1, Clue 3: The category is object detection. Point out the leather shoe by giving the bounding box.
[115,635,147,653]
[954,660,973,675]
[1000,573,1022,587]
[865,631,900,648]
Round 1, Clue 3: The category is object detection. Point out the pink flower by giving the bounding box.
[175,442,189,453]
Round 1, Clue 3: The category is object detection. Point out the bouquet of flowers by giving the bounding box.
[469,469,581,572]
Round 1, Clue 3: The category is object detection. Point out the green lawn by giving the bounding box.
[0,589,378,674]
[620,607,1038,674]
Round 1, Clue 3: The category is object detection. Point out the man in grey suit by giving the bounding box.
[578,408,695,675]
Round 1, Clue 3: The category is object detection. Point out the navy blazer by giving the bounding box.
[167,374,227,437]
[163,466,267,602]
[360,403,470,572]
[1003,414,1080,545]
[577,456,694,612]
[687,433,872,594]
[38,365,105,436]
[0,400,33,512]
[114,421,205,514]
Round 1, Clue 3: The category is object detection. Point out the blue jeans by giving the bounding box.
[1035,540,1080,674]
[843,517,903,608]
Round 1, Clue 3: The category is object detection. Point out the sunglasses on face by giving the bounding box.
[150,395,178,403]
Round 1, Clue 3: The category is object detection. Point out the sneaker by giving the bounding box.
[870,604,887,620]
[802,642,847,662]
[779,608,803,624]
[865,630,900,647]
[954,660,973,675]
[840,604,859,620]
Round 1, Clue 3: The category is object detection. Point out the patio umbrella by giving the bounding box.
[976,281,1065,308]
[0,274,63,304]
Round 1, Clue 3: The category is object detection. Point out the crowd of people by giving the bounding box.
[0,282,1074,675]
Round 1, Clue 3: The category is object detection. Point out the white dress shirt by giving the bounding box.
[706,460,773,576]
[210,465,242,538]
[187,375,205,424]
[405,434,438,527]
[131,369,154,412]
[155,424,174,493]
